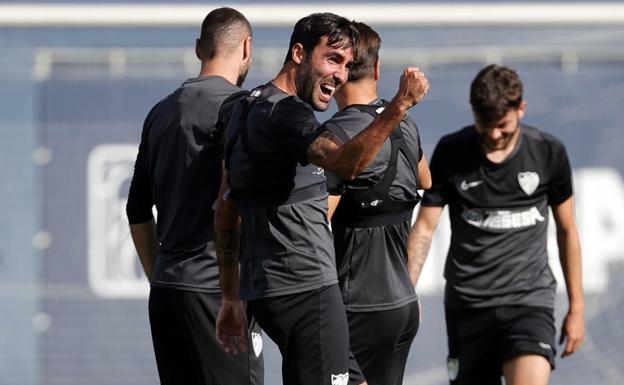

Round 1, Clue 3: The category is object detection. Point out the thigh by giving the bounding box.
[496,306,556,369]
[250,285,350,385]
[348,300,420,385]
[149,287,194,385]
[445,306,502,385]
[150,288,264,385]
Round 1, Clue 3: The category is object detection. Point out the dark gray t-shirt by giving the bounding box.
[422,124,573,309]
[126,76,242,292]
[325,102,423,312]
[225,82,337,300]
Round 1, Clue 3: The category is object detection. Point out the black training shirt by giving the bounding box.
[422,124,573,309]
[225,82,338,300]
[126,76,242,292]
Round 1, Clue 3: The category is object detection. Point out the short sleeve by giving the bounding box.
[547,140,573,205]
[323,119,352,195]
[271,97,327,165]
[421,139,450,207]
[126,109,156,224]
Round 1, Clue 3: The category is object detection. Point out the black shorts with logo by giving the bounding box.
[445,305,556,385]
[149,287,264,385]
[248,284,355,385]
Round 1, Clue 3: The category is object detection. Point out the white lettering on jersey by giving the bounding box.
[413,168,624,295]
[313,167,325,176]
[461,206,545,229]
[459,179,483,191]
[518,171,539,195]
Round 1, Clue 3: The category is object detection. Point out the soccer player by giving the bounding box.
[324,22,431,385]
[126,8,263,385]
[214,13,429,385]
[408,64,585,385]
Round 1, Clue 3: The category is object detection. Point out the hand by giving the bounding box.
[216,299,248,354]
[396,67,430,108]
[559,309,585,357]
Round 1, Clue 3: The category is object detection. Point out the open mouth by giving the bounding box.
[319,83,336,101]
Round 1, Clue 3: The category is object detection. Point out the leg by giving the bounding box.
[149,288,264,385]
[445,306,502,385]
[502,354,550,385]
[347,300,420,385]
[249,285,351,385]
[148,287,195,385]
[497,306,556,385]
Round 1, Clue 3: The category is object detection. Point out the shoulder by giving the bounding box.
[182,76,242,107]
[522,124,564,146]
[436,125,476,150]
[325,107,374,141]
[521,124,568,158]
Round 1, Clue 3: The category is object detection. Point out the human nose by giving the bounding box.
[488,128,502,140]
[335,65,349,85]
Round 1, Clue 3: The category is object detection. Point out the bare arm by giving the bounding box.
[417,155,432,190]
[552,196,585,357]
[129,219,158,281]
[308,67,429,180]
[327,195,341,222]
[214,166,247,354]
[407,205,444,286]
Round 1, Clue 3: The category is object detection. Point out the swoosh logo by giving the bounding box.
[460,180,483,191]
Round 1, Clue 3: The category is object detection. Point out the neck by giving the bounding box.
[271,62,298,96]
[198,58,239,86]
[483,129,521,164]
[335,78,378,110]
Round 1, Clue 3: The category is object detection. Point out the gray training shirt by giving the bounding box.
[325,101,423,312]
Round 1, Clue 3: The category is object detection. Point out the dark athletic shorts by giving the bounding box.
[347,299,420,385]
[445,305,556,385]
[248,284,354,385]
[149,287,264,385]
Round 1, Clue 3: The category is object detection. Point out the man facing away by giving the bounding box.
[126,8,263,385]
[214,13,429,385]
[324,21,431,385]
[408,64,585,385]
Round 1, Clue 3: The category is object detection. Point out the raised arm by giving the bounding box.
[407,205,444,286]
[214,165,247,354]
[307,67,429,180]
[551,196,585,357]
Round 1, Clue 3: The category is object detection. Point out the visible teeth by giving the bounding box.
[321,84,335,94]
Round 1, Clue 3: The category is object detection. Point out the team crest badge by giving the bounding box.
[518,171,539,196]
[331,372,349,385]
[251,331,263,357]
[447,358,459,381]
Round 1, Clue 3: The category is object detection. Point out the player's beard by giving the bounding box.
[237,59,250,87]
[295,57,332,111]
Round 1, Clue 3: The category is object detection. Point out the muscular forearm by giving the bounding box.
[407,231,433,286]
[407,205,443,287]
[329,98,413,180]
[308,67,429,180]
[129,219,158,281]
[215,226,241,300]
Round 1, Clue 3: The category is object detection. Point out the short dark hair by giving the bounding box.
[470,64,524,125]
[283,13,359,65]
[199,7,251,60]
[348,22,381,82]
